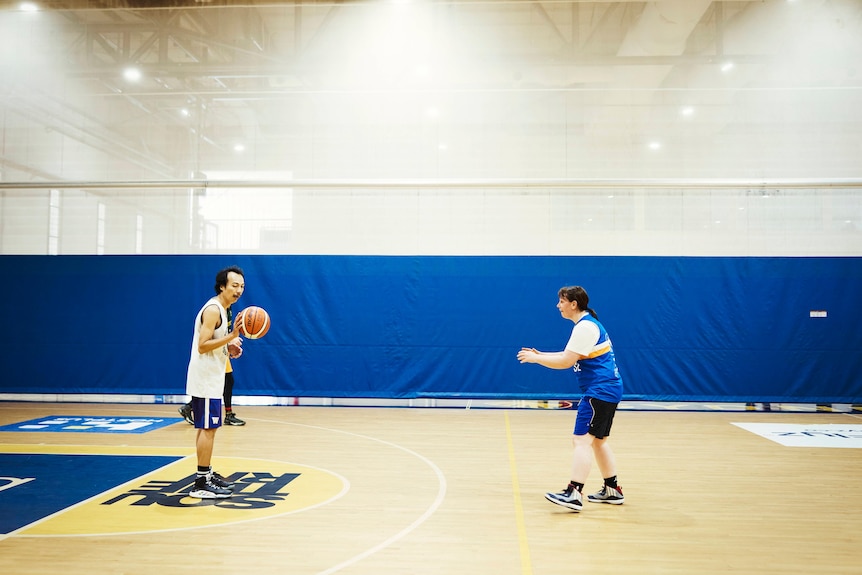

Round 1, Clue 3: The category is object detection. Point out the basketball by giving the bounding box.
[237,306,270,339]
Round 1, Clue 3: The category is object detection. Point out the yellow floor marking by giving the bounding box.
[504,411,533,575]
[0,443,190,456]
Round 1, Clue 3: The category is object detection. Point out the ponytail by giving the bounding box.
[558,285,597,318]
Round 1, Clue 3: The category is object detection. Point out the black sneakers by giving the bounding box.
[587,484,625,505]
[211,472,234,489]
[224,412,246,426]
[178,403,194,425]
[179,405,246,426]
[544,488,583,512]
[189,476,233,499]
[546,484,625,510]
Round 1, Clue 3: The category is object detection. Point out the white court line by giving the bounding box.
[259,419,448,575]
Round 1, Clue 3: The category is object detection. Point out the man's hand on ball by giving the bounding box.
[228,337,243,359]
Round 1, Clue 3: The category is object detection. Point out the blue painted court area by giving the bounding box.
[0,453,182,534]
[0,416,183,434]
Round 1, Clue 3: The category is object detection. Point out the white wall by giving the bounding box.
[3,184,858,257]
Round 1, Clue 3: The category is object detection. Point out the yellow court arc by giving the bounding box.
[20,456,348,536]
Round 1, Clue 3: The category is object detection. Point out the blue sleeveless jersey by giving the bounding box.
[571,315,624,403]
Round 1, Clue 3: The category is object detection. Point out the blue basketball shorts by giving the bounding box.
[190,397,223,429]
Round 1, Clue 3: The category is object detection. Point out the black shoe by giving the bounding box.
[178,404,194,425]
[189,476,232,499]
[224,412,246,426]
[211,472,234,490]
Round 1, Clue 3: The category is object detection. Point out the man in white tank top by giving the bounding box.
[186,266,245,499]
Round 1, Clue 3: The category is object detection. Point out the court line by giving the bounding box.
[0,443,189,456]
[9,455,351,538]
[1,457,184,540]
[504,411,533,575]
[6,422,447,566]
[259,420,448,575]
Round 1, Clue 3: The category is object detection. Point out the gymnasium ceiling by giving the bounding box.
[1,0,860,181]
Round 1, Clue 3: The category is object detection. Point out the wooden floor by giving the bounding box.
[1,402,860,575]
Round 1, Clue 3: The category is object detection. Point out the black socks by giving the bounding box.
[566,481,584,495]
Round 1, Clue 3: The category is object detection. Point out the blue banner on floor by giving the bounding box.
[0,453,182,534]
[0,416,183,434]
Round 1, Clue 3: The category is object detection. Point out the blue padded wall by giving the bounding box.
[3,255,861,402]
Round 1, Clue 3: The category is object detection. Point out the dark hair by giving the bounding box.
[214,265,245,295]
[558,285,598,319]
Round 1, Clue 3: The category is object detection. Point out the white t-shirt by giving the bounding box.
[565,319,601,357]
[185,297,228,399]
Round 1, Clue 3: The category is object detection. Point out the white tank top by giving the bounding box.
[185,297,228,398]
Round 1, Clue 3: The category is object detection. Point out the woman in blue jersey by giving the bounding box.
[517,285,625,512]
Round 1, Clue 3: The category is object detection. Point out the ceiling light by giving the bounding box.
[180,108,190,117]
[721,61,735,73]
[123,67,142,82]
[681,106,694,117]
[648,141,662,150]
[19,2,39,11]
[233,144,246,152]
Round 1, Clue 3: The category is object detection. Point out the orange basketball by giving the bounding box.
[237,306,270,339]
